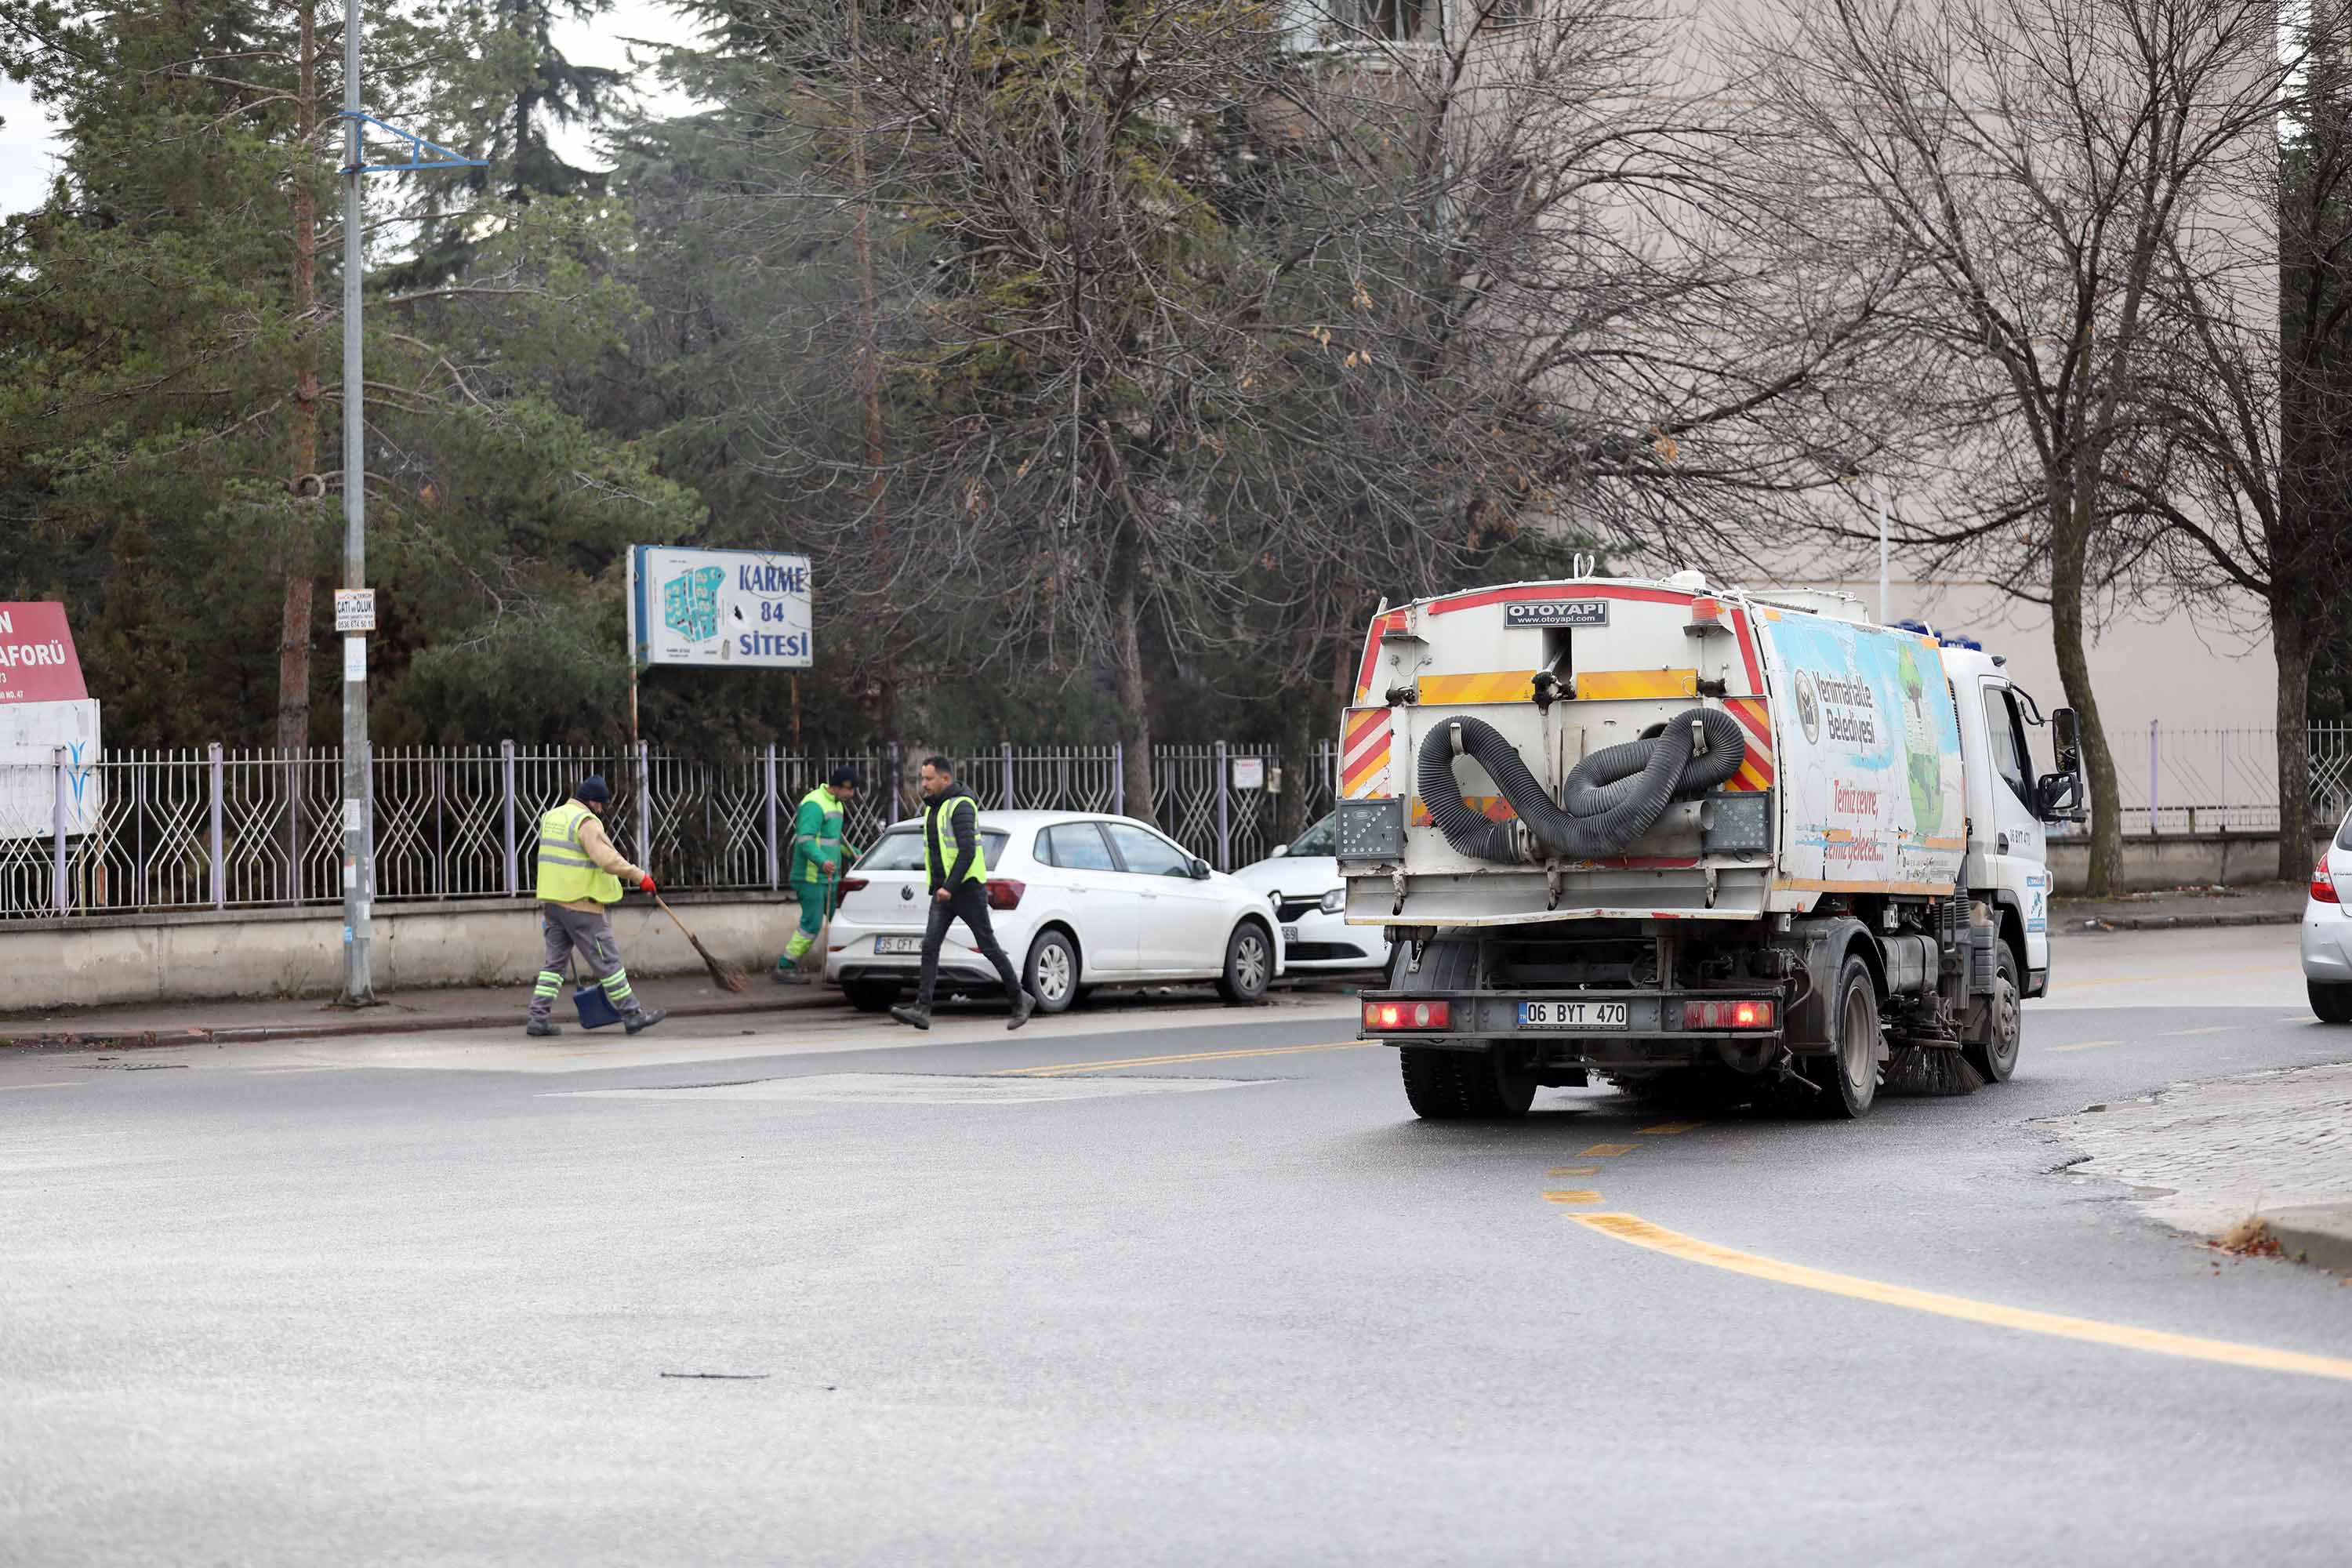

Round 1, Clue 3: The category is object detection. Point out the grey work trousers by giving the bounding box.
[528,903,637,1022]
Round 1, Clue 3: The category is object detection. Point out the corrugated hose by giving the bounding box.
[1417,708,1746,863]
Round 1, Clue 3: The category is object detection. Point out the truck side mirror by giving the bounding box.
[2051,706,2082,770]
[2035,771,2086,824]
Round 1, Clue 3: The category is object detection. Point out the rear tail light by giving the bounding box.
[1362,1000,1451,1032]
[1682,999,1777,1030]
[839,877,869,895]
[2314,867,2339,905]
[985,878,1025,910]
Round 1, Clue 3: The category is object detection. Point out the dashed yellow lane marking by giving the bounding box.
[2049,1039,2122,1054]
[1581,1143,1638,1157]
[1640,1121,1703,1135]
[996,1040,1377,1077]
[1544,1191,1602,1205]
[2157,1025,2241,1039]
[1572,1213,2352,1384]
[1548,1165,1600,1177]
[0,1081,82,1092]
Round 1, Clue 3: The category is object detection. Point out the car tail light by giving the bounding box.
[985,878,1025,910]
[2314,866,2339,905]
[839,877,869,895]
[1363,1000,1450,1032]
[1682,999,1776,1030]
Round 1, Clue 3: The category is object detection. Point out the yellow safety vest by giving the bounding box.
[923,792,988,884]
[535,803,623,905]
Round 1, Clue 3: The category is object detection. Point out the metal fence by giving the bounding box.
[2109,723,2352,837]
[0,738,1348,922]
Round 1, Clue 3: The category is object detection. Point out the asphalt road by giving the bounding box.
[5,927,2350,1566]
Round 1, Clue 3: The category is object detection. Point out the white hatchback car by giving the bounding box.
[825,810,1284,1015]
[1227,811,1389,975]
[2302,807,2352,1023]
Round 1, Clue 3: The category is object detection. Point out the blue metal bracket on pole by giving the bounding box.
[340,111,488,176]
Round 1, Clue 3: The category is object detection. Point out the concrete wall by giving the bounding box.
[2046,834,2324,895]
[0,895,799,1014]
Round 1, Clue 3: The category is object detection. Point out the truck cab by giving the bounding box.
[1341,575,2086,1122]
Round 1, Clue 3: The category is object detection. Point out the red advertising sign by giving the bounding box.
[0,603,90,705]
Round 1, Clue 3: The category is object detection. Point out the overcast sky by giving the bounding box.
[0,0,706,218]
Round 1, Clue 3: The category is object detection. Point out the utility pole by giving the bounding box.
[339,0,371,1005]
[334,0,485,1006]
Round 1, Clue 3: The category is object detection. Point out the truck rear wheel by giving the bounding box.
[1964,942,2022,1082]
[1399,1046,1535,1120]
[1798,954,1882,1120]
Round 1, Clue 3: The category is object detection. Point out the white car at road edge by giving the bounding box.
[2302,806,2352,1023]
[826,810,1284,1015]
[1227,812,1389,976]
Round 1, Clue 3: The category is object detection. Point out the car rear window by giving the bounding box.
[855,827,1007,872]
[2339,811,2352,852]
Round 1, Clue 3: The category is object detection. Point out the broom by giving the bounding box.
[653,892,747,993]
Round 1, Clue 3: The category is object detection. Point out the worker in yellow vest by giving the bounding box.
[889,755,1035,1032]
[526,775,667,1037]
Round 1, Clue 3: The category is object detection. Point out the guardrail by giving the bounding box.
[0,739,1345,921]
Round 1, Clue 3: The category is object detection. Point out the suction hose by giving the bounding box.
[1417,708,1747,863]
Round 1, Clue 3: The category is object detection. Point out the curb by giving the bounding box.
[0,990,840,1053]
[2263,1205,2352,1273]
[2066,911,2301,933]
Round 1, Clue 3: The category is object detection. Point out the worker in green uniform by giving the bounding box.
[774,765,862,983]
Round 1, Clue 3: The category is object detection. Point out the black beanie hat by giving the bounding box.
[577,775,612,804]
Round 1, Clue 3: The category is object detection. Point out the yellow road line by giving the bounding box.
[1548,1165,1600,1177]
[0,1081,82,1092]
[996,1040,1377,1077]
[1640,1121,1703,1135]
[2158,1025,2242,1039]
[2055,964,2296,989]
[2048,1039,2122,1054]
[1581,1143,1638,1157]
[1572,1213,2352,1385]
[1544,1190,1602,1205]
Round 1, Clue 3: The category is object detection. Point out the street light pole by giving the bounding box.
[339,0,374,1006]
[329,6,481,1007]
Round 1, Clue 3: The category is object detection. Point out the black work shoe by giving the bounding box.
[771,965,814,985]
[889,1004,932,1031]
[1007,992,1036,1031]
[525,1020,562,1038]
[622,1007,668,1036]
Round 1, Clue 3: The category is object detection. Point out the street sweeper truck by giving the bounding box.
[1337,572,2088,1120]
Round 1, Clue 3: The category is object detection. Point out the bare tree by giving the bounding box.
[717,0,1908,812]
[1745,0,2294,895]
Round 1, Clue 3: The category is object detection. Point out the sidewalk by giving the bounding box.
[0,971,837,1051]
[2056,880,2307,932]
[2043,1062,2352,1274]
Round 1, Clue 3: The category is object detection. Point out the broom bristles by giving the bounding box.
[695,937,748,993]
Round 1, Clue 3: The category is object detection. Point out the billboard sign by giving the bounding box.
[0,603,89,706]
[0,698,103,837]
[627,546,813,670]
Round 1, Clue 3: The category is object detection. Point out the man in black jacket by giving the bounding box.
[890,756,1036,1032]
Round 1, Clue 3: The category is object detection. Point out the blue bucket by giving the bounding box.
[573,984,625,1030]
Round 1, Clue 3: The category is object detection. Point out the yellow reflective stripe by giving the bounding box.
[1416,670,1535,705]
[1574,669,1700,700]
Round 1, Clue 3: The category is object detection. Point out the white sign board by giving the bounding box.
[0,699,103,837]
[627,546,812,670]
[334,589,376,633]
[1232,757,1265,790]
